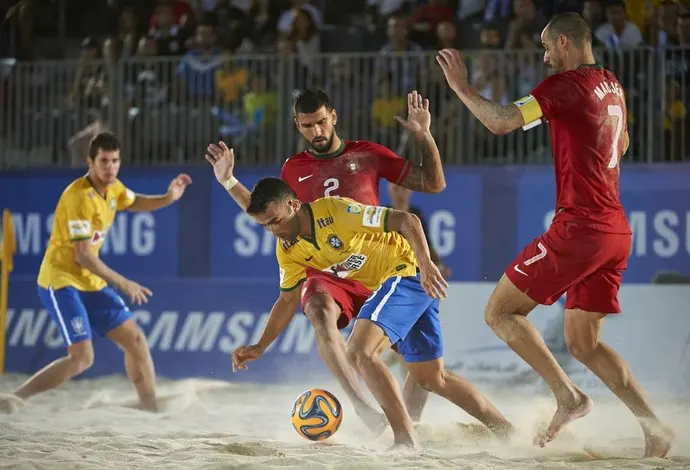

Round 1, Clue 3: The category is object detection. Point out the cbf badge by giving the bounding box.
[327,234,343,250]
[347,204,362,214]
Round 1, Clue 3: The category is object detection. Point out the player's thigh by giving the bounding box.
[37,285,93,346]
[80,286,134,338]
[106,318,148,353]
[352,274,433,354]
[504,222,597,307]
[565,232,629,314]
[397,298,444,365]
[301,274,353,329]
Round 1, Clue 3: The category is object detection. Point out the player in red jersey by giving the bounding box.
[206,88,457,433]
[437,13,674,457]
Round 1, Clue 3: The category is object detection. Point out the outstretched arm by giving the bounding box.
[128,174,193,212]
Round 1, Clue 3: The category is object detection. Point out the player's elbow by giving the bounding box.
[427,179,446,193]
[397,211,422,234]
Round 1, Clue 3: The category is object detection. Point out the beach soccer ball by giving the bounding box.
[291,388,343,441]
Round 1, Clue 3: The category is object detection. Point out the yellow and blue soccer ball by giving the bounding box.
[290,388,343,441]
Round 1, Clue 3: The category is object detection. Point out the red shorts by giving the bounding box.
[300,269,372,329]
[505,221,632,314]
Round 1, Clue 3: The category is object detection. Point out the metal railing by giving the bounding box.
[0,46,687,168]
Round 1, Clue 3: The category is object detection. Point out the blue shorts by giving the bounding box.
[356,273,443,363]
[37,285,132,346]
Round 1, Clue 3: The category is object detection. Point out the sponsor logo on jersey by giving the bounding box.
[317,216,334,229]
[110,198,116,210]
[281,238,298,251]
[396,264,406,272]
[327,234,343,250]
[68,220,91,238]
[347,204,363,214]
[362,206,385,228]
[324,253,368,278]
[90,230,107,245]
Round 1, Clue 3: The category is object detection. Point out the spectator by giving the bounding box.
[368,0,413,23]
[456,0,486,20]
[288,8,321,79]
[435,20,461,49]
[245,0,283,52]
[68,37,104,111]
[371,75,405,147]
[655,0,681,48]
[149,0,192,30]
[215,50,249,106]
[277,0,323,35]
[209,0,249,51]
[409,0,454,46]
[504,0,547,50]
[595,0,645,48]
[176,21,221,106]
[126,37,169,111]
[582,0,606,46]
[118,6,142,58]
[149,3,188,56]
[378,14,423,95]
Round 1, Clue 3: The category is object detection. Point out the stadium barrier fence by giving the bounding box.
[0,46,688,168]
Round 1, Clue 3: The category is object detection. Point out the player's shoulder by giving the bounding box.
[59,176,95,205]
[346,139,394,156]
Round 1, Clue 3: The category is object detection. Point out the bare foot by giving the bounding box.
[534,392,593,447]
[0,393,25,414]
[642,420,674,458]
[385,440,421,453]
[356,407,389,436]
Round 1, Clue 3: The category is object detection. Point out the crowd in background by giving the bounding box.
[0,0,688,167]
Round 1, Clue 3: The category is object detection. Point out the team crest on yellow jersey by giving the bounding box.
[347,204,362,214]
[327,234,343,250]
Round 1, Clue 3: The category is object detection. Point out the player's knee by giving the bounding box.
[345,343,374,370]
[304,294,339,331]
[410,368,446,393]
[565,334,598,362]
[484,305,504,332]
[67,343,95,373]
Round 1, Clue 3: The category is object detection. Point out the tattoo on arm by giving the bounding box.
[399,131,445,193]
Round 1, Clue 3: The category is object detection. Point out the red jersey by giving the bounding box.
[280,140,411,205]
[530,65,631,234]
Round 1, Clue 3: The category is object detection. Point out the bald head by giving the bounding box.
[545,12,592,47]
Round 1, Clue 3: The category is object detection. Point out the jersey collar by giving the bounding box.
[308,139,345,160]
[299,203,320,249]
[577,63,603,69]
[85,175,108,200]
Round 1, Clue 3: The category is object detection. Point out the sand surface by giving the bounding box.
[1,373,689,469]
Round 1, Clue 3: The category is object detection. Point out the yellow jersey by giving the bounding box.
[37,176,136,292]
[277,197,418,293]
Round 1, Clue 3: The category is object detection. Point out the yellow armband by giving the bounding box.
[513,95,544,130]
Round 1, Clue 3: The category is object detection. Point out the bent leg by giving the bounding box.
[303,291,386,434]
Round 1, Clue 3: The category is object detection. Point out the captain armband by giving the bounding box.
[513,95,544,131]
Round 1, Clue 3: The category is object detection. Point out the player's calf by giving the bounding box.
[406,359,514,439]
[108,319,157,411]
[346,320,418,448]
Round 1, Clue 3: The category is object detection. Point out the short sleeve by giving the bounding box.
[329,198,391,237]
[276,240,307,292]
[369,142,411,185]
[115,180,136,211]
[62,192,95,241]
[530,74,578,120]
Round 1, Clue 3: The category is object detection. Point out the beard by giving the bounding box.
[309,133,334,153]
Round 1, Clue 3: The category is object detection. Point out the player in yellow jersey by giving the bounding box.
[230,177,514,449]
[0,132,191,413]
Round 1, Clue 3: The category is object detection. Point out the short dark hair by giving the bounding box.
[547,12,592,46]
[294,88,332,115]
[247,177,297,215]
[89,132,120,159]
